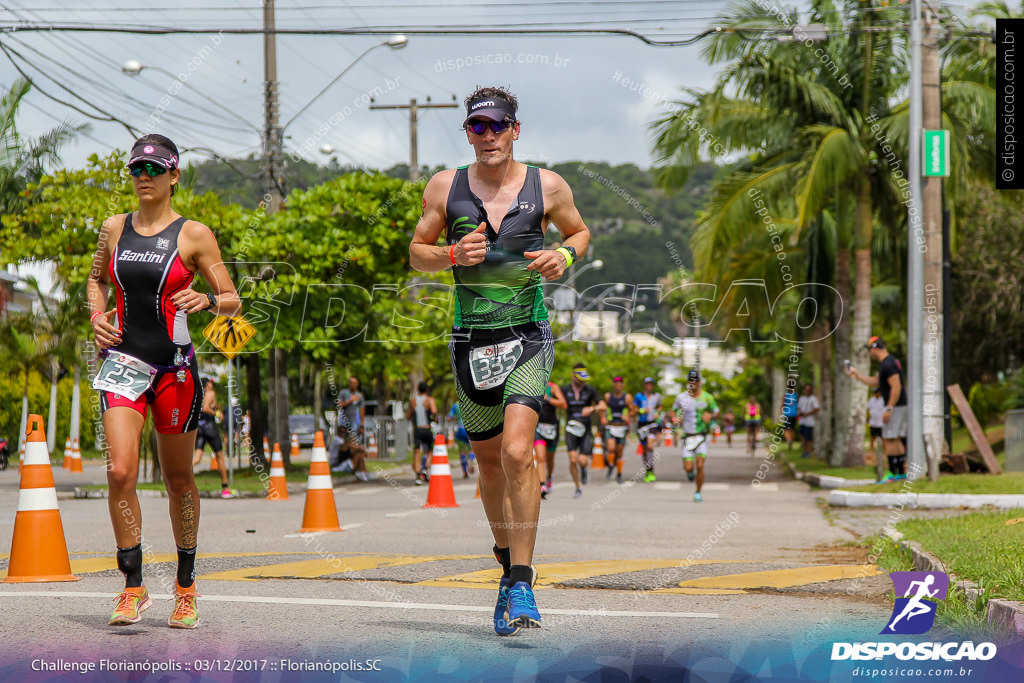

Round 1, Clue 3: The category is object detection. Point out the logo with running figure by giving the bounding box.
[882,571,949,635]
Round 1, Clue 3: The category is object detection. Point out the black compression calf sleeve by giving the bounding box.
[116,543,143,588]
[177,545,197,588]
[493,545,511,578]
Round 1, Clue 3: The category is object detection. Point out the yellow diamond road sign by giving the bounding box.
[203,316,256,359]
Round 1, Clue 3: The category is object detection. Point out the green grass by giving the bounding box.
[847,471,1024,494]
[894,510,1024,602]
[866,532,1004,640]
[781,451,876,480]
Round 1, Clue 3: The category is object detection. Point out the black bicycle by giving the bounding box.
[0,437,9,471]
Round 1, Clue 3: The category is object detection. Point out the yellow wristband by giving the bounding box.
[556,247,574,267]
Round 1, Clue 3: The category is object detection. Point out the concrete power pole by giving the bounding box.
[921,7,944,482]
[369,97,457,181]
[263,0,290,456]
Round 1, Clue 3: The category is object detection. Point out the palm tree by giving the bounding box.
[0,78,87,214]
[651,0,992,465]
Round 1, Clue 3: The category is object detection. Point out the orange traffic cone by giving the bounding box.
[592,433,606,469]
[17,438,24,470]
[367,432,378,459]
[636,441,644,456]
[664,429,674,448]
[4,415,79,583]
[69,438,83,473]
[262,436,270,459]
[475,479,481,499]
[423,434,459,508]
[299,431,342,532]
[267,443,288,501]
[210,451,219,471]
[290,433,300,461]
[62,437,72,470]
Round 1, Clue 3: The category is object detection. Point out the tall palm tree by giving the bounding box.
[0,78,87,214]
[651,0,990,465]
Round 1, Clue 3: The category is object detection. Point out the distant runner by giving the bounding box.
[671,369,718,502]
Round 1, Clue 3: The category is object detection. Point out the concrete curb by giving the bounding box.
[828,490,1024,509]
[786,460,1024,509]
[883,528,1024,636]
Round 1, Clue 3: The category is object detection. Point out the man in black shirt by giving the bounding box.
[562,363,605,498]
[846,336,908,479]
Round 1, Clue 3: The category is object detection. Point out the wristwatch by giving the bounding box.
[206,292,217,311]
[562,245,577,263]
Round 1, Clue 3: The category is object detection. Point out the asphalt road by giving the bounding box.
[0,438,917,681]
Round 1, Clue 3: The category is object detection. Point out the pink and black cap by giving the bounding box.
[463,96,516,126]
[128,141,179,170]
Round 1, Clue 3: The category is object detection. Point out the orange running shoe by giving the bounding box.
[168,581,201,629]
[109,585,152,625]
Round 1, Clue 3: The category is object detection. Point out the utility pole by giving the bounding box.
[921,7,944,481]
[263,0,289,459]
[263,0,282,213]
[370,97,457,181]
[907,0,924,480]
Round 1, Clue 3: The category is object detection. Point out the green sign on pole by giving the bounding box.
[923,130,950,177]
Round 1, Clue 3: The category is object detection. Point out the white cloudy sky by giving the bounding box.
[0,1,988,174]
[0,1,817,173]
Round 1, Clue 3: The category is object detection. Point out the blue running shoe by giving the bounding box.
[493,577,521,636]
[507,581,541,629]
[694,491,702,503]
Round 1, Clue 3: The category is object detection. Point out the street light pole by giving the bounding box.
[907,0,924,479]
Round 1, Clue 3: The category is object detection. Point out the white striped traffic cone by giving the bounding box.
[299,431,342,532]
[267,443,288,501]
[3,415,79,582]
[62,437,72,470]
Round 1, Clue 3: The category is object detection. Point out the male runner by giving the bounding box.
[409,86,590,634]
[604,376,635,484]
[534,380,567,499]
[635,377,662,482]
[671,369,718,502]
[562,363,604,498]
[448,401,477,478]
[408,381,437,485]
[192,378,234,498]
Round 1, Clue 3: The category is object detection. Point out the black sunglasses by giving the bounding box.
[466,119,514,135]
[129,162,169,178]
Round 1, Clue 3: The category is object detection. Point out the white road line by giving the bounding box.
[384,510,422,518]
[702,483,731,491]
[0,591,718,618]
[653,482,682,491]
[751,483,779,491]
[341,523,363,531]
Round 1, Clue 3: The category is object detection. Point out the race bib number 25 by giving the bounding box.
[92,353,157,401]
[469,340,523,390]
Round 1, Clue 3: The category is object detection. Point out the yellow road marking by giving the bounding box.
[417,559,747,590]
[657,564,882,593]
[197,555,484,582]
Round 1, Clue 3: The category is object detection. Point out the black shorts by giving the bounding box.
[450,321,555,441]
[565,428,594,455]
[798,424,815,441]
[780,415,796,431]
[870,426,883,438]
[194,414,223,452]
[413,427,434,452]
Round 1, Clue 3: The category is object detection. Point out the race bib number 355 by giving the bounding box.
[92,353,157,401]
[469,340,523,390]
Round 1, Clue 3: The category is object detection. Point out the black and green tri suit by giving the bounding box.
[446,165,555,441]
